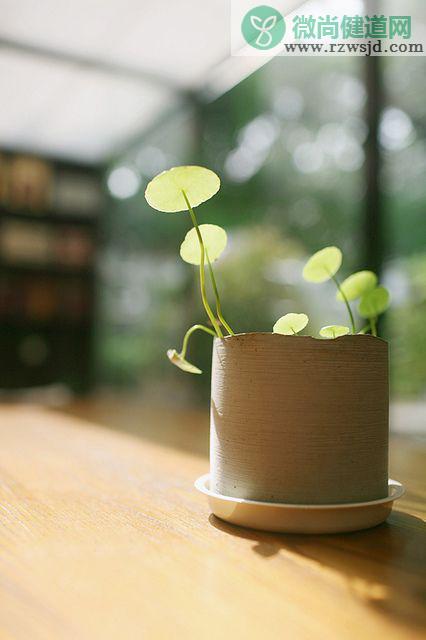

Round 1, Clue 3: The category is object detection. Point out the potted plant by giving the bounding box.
[145,165,403,533]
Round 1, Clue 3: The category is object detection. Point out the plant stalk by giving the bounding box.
[370,317,377,337]
[206,253,235,335]
[180,324,216,358]
[331,274,356,334]
[182,190,223,338]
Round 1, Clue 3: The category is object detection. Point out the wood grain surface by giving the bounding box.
[0,400,425,640]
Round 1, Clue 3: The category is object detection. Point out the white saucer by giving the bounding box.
[195,474,405,534]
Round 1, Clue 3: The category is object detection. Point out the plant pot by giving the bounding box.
[210,333,389,505]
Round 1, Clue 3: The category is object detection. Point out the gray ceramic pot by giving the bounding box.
[210,333,388,504]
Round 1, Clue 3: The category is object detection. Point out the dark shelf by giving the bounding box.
[0,151,101,393]
[1,262,94,278]
[0,317,92,328]
[0,207,98,226]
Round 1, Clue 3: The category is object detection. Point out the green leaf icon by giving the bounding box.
[303,246,342,283]
[145,166,220,213]
[180,224,227,265]
[336,270,377,301]
[273,313,309,335]
[167,349,202,374]
[358,286,390,319]
[319,325,350,339]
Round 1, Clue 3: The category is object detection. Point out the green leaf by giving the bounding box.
[180,224,227,265]
[273,313,309,335]
[167,349,202,374]
[145,166,220,213]
[302,246,342,283]
[336,270,377,301]
[319,325,350,339]
[358,286,390,319]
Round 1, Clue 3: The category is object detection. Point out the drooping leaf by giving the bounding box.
[319,325,350,339]
[358,286,390,319]
[145,166,220,213]
[167,349,202,374]
[273,313,309,335]
[180,224,227,265]
[302,246,342,283]
[336,270,377,302]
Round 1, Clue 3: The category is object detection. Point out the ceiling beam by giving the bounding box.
[0,36,183,93]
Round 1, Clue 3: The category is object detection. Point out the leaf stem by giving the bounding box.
[358,324,370,335]
[180,324,216,358]
[331,274,356,334]
[206,253,235,335]
[370,317,377,337]
[182,190,223,338]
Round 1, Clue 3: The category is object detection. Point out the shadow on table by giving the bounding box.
[60,398,210,457]
[209,510,426,633]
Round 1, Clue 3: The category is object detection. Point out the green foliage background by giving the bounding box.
[98,55,426,403]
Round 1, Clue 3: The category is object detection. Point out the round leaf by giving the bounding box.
[167,349,202,374]
[302,246,342,283]
[180,224,227,265]
[358,286,390,319]
[336,270,377,301]
[273,313,309,335]
[145,166,220,213]
[319,325,350,339]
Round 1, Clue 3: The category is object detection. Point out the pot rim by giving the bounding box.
[214,332,388,345]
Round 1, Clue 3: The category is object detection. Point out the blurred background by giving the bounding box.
[0,0,425,432]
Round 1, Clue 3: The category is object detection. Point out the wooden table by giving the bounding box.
[0,400,424,640]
